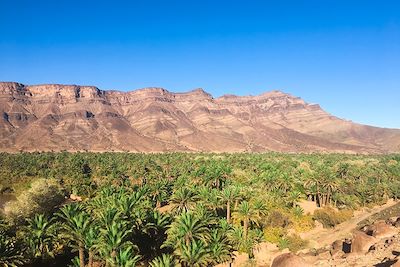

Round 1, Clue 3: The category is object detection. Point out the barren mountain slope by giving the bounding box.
[0,82,398,153]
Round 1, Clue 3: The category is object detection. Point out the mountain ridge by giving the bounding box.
[1,82,399,153]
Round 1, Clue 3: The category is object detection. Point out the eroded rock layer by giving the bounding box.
[1,82,399,153]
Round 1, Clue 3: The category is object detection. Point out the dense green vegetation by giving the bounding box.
[0,152,400,266]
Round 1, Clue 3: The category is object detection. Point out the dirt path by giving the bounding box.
[302,199,399,249]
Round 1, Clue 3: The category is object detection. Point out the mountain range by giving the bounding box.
[1,82,399,153]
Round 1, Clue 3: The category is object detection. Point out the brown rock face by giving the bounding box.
[368,221,398,239]
[1,82,399,153]
[351,231,377,254]
[271,253,312,267]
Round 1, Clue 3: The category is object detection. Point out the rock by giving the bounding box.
[70,194,83,201]
[331,250,345,259]
[271,253,312,267]
[317,250,331,261]
[370,221,398,239]
[331,240,343,252]
[388,216,399,224]
[351,231,377,254]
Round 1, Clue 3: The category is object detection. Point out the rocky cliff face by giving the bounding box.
[0,82,399,153]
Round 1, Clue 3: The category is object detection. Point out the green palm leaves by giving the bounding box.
[25,214,56,260]
[0,237,25,267]
[106,246,140,267]
[164,211,231,266]
[232,201,261,239]
[170,188,197,214]
[175,239,210,267]
[149,254,176,267]
[165,211,210,248]
[57,204,91,267]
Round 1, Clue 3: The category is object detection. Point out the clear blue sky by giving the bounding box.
[0,0,399,128]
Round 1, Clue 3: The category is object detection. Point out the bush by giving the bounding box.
[266,210,291,228]
[278,234,308,252]
[313,207,353,228]
[291,214,315,233]
[4,179,65,225]
[264,227,286,244]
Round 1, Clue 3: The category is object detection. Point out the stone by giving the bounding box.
[271,253,312,267]
[351,231,377,254]
[370,221,398,239]
[70,194,83,201]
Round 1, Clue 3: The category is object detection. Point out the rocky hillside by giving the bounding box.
[1,82,399,153]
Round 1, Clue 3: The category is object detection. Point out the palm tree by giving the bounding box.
[321,177,339,206]
[220,186,240,223]
[99,220,133,264]
[232,201,260,239]
[84,224,99,267]
[149,254,176,267]
[169,187,197,214]
[227,226,246,254]
[57,204,91,267]
[150,180,169,208]
[286,190,302,208]
[141,211,171,257]
[303,172,322,206]
[25,214,56,261]
[106,246,141,267]
[0,236,25,267]
[276,173,293,194]
[165,211,210,248]
[207,229,232,265]
[175,239,210,267]
[228,226,262,259]
[197,187,221,214]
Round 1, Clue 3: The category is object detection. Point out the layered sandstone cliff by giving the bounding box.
[0,82,399,153]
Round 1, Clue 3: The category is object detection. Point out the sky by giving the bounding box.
[0,0,399,128]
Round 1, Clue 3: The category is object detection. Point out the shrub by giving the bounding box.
[291,214,315,233]
[4,179,65,225]
[264,227,286,244]
[278,234,308,252]
[266,210,291,228]
[313,207,353,228]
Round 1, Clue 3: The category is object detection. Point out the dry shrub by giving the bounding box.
[266,209,291,228]
[278,234,308,252]
[313,207,353,228]
[4,178,65,225]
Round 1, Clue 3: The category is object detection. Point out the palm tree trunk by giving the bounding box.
[327,191,331,206]
[88,249,94,267]
[227,200,231,223]
[78,242,85,267]
[243,219,249,239]
[317,193,322,207]
[234,199,239,210]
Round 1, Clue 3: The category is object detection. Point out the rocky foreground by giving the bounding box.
[225,205,400,267]
[1,82,400,153]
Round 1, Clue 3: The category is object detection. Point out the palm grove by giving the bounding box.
[0,152,400,266]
